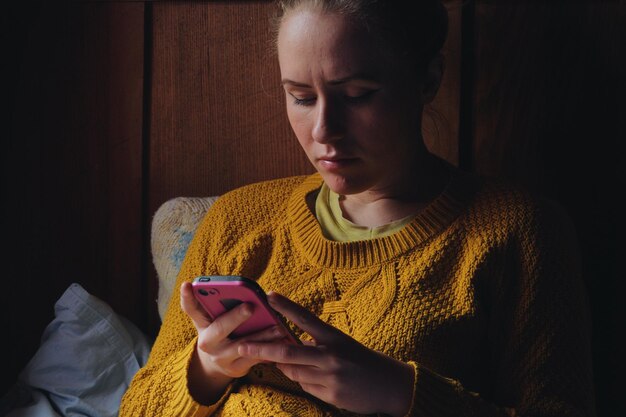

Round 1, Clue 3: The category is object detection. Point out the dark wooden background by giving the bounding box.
[2,1,623,416]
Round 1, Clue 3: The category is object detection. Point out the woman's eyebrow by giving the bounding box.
[281,73,381,88]
[327,73,380,85]
[281,79,311,87]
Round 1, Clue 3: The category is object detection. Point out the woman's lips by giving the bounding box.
[318,156,358,171]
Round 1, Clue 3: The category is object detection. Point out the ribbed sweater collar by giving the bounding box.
[287,167,479,269]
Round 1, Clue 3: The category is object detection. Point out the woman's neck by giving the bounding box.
[339,154,450,228]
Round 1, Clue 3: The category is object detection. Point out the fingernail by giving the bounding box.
[240,304,252,317]
[267,291,278,304]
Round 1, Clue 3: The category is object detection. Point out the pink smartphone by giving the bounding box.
[191,275,301,344]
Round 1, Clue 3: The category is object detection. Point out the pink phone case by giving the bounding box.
[192,275,301,344]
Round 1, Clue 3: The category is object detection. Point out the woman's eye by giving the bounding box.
[344,90,377,103]
[293,97,316,106]
[288,93,316,106]
[287,89,378,106]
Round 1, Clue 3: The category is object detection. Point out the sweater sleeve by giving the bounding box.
[403,199,596,417]
[119,179,302,416]
[118,337,233,417]
[119,197,238,417]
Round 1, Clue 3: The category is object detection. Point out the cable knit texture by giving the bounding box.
[120,169,595,417]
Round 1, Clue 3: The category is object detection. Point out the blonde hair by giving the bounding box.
[273,0,448,73]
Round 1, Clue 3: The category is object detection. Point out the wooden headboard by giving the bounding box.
[3,2,624,415]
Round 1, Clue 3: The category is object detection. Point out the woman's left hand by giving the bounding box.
[238,292,415,417]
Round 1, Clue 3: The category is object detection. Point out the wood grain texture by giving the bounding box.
[1,1,144,394]
[423,0,462,166]
[148,1,312,215]
[473,1,624,191]
[473,1,553,185]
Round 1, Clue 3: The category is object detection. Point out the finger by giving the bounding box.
[203,302,254,342]
[266,292,343,343]
[238,340,324,366]
[275,363,324,385]
[180,282,212,328]
[237,325,286,344]
[298,383,329,402]
[193,341,265,379]
[228,355,271,375]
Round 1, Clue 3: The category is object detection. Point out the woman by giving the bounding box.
[120,1,596,416]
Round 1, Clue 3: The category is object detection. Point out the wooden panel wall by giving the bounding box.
[2,1,623,415]
[148,1,312,211]
[424,0,463,165]
[2,1,145,394]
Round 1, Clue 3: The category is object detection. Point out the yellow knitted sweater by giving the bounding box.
[120,169,595,417]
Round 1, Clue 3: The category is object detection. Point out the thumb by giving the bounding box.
[267,291,347,345]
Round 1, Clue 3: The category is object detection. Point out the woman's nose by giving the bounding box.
[311,98,344,144]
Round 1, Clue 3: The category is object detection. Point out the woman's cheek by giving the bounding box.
[288,115,313,146]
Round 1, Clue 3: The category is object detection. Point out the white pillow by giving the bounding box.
[151,196,218,320]
[5,283,152,417]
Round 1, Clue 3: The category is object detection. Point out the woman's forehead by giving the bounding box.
[277,9,393,81]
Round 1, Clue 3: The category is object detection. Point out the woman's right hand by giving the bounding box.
[180,281,286,403]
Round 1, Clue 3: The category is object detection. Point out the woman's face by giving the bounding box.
[277,8,428,196]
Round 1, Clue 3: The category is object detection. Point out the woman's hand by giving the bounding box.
[237,292,416,417]
[180,282,287,403]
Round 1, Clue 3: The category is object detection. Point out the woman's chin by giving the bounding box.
[318,171,370,196]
